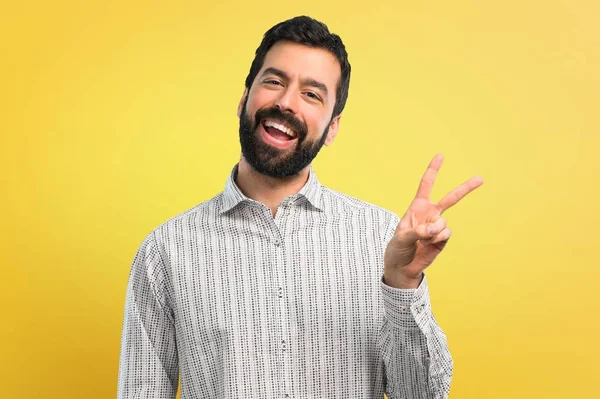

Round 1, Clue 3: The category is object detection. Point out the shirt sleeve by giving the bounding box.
[379,216,453,399]
[117,232,179,399]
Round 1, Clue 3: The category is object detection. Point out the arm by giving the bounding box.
[380,154,483,397]
[117,232,178,399]
[379,275,453,399]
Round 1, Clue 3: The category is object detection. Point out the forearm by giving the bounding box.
[379,275,453,399]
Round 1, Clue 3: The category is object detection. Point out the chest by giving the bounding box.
[168,209,386,348]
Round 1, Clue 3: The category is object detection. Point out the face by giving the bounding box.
[238,40,342,178]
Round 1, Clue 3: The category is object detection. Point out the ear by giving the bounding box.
[237,88,248,118]
[324,113,342,146]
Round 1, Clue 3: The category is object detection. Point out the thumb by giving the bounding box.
[396,223,437,247]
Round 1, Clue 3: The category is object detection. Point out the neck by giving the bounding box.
[235,156,310,217]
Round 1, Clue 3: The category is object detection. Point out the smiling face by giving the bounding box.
[238,40,342,178]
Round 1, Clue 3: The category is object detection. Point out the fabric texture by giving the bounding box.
[117,166,453,399]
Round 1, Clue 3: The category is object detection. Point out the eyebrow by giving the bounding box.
[260,67,329,97]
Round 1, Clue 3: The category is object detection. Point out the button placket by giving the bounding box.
[271,214,290,398]
[273,197,297,398]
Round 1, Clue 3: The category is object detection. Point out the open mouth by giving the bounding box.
[261,119,298,142]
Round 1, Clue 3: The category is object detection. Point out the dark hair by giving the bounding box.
[244,16,351,118]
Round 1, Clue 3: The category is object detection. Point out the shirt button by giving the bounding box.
[281,340,287,351]
[274,240,281,246]
[277,287,283,298]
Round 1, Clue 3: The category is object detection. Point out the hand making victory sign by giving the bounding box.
[384,154,485,289]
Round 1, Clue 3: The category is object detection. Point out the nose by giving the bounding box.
[276,86,300,115]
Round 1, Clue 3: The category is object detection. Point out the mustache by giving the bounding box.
[254,107,307,140]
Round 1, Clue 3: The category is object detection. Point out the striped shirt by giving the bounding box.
[117,166,453,399]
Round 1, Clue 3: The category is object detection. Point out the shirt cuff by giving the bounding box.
[381,274,432,330]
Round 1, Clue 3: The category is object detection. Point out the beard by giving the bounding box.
[238,99,329,178]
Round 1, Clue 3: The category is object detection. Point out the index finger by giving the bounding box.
[415,153,445,199]
[437,176,484,212]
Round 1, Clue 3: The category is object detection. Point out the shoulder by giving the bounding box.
[142,193,223,245]
[320,186,400,225]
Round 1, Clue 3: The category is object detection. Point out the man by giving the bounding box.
[117,15,483,399]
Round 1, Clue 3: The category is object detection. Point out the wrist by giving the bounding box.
[383,271,423,289]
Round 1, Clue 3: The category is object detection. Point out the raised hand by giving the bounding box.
[383,154,484,289]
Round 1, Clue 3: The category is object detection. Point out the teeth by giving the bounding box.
[264,119,296,138]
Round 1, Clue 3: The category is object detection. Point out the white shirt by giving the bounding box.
[117,166,453,398]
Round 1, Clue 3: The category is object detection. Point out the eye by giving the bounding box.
[305,91,321,101]
[265,79,282,86]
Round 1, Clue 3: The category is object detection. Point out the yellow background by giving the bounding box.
[2,1,598,398]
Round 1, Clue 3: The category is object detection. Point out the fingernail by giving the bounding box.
[428,225,437,235]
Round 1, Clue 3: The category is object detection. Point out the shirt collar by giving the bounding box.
[219,164,324,214]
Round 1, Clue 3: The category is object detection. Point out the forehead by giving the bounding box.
[259,40,341,92]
